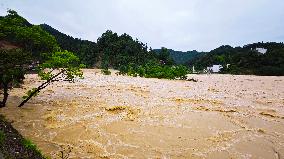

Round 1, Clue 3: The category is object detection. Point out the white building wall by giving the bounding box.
[256,48,267,54]
[206,65,223,73]
[212,65,223,73]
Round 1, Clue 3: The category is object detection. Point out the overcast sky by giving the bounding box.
[1,0,284,51]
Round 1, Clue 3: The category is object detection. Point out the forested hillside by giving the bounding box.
[95,31,188,79]
[40,24,97,67]
[0,10,58,58]
[188,42,284,76]
[40,24,173,70]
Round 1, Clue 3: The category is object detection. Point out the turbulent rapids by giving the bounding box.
[1,69,284,158]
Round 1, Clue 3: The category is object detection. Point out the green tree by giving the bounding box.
[0,49,31,107]
[157,47,175,66]
[96,30,156,69]
[18,50,84,107]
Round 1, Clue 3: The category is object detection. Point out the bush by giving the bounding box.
[22,139,37,151]
[254,66,284,76]
[119,62,189,80]
[101,69,111,75]
[21,138,44,157]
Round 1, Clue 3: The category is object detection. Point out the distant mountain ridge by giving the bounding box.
[154,49,207,64]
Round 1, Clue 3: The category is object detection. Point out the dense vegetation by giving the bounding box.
[96,30,155,69]
[187,42,284,76]
[40,23,190,79]
[116,47,189,79]
[96,31,189,79]
[119,62,189,80]
[0,49,31,107]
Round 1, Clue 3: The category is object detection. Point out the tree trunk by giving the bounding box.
[18,70,64,107]
[0,83,9,108]
[18,87,39,107]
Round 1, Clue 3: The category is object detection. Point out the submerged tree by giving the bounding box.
[0,49,31,107]
[18,50,85,107]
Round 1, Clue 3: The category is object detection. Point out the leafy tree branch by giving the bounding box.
[18,50,84,107]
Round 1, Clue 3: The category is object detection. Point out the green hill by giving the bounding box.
[39,24,97,67]
[39,25,158,69]
[0,10,58,58]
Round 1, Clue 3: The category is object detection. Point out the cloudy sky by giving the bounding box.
[1,0,283,51]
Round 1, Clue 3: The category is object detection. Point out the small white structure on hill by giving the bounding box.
[251,48,267,54]
[256,48,267,54]
[207,65,223,73]
[192,66,197,73]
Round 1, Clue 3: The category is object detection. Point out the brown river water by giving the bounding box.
[1,69,284,159]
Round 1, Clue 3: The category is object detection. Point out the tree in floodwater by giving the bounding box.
[0,49,31,107]
[18,50,84,107]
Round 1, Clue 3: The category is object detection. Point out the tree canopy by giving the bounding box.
[19,50,84,107]
[96,30,156,69]
[0,49,31,107]
[0,10,59,58]
[0,10,85,108]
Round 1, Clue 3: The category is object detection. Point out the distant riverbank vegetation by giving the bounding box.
[187,43,284,76]
[41,20,284,76]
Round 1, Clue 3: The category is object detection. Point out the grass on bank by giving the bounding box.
[21,138,46,158]
[0,130,5,144]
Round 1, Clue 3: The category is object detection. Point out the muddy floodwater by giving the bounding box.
[1,69,284,159]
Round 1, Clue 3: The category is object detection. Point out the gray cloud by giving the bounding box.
[1,0,284,51]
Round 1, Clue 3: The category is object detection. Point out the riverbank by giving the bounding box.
[0,115,45,159]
